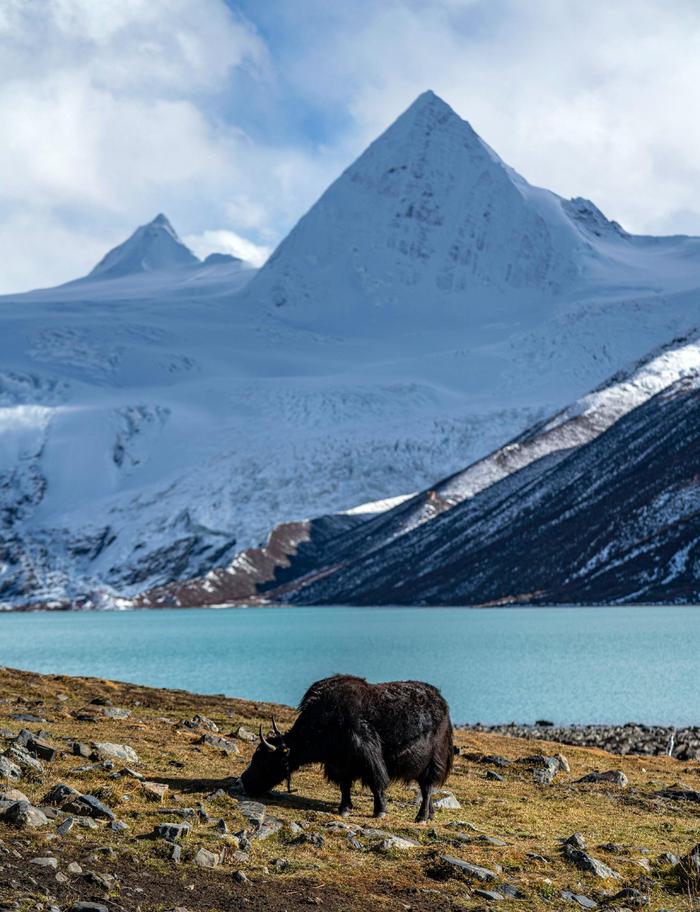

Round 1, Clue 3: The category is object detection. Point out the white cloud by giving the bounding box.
[3,0,700,293]
[184,229,271,267]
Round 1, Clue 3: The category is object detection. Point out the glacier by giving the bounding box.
[3,90,700,608]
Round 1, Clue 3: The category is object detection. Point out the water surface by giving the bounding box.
[1,605,698,725]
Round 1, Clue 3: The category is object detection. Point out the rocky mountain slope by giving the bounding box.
[286,366,700,606]
[4,91,700,607]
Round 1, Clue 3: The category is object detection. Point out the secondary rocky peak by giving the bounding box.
[88,213,199,280]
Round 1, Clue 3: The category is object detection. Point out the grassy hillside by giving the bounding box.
[0,666,698,911]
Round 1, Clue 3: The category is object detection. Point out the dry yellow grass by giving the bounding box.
[0,665,698,911]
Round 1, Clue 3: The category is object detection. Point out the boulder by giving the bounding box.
[578,770,628,787]
[0,756,22,780]
[564,844,621,879]
[92,741,139,764]
[2,799,49,828]
[194,846,220,868]
[64,793,115,820]
[675,843,700,889]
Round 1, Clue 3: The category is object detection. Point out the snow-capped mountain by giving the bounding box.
[4,90,700,609]
[87,214,199,279]
[285,361,700,606]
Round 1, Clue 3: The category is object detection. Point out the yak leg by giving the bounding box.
[372,787,387,819]
[416,779,433,823]
[339,780,353,817]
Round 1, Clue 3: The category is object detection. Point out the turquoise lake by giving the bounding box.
[0,605,698,725]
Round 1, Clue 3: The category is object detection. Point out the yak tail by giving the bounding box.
[351,726,390,792]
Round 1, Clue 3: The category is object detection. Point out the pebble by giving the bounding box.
[473,889,504,901]
[142,780,169,801]
[233,869,249,883]
[57,817,74,835]
[377,835,419,851]
[236,799,266,828]
[64,793,115,820]
[561,890,598,909]
[564,844,621,879]
[67,862,83,874]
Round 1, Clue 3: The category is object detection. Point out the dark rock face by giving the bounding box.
[283,376,700,606]
[134,512,366,607]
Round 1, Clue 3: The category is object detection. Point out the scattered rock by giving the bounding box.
[473,889,504,901]
[16,730,56,762]
[0,787,28,802]
[10,712,46,723]
[30,856,58,868]
[233,870,249,884]
[110,819,129,832]
[235,725,256,742]
[561,891,598,909]
[578,770,629,787]
[92,741,139,764]
[564,833,587,850]
[0,755,22,780]
[253,815,284,841]
[57,817,74,835]
[656,851,679,866]
[142,780,169,801]
[154,822,191,840]
[236,799,266,828]
[70,903,108,912]
[656,788,700,802]
[556,753,571,773]
[377,835,419,851]
[564,844,621,879]
[181,714,218,732]
[194,846,220,868]
[433,790,461,809]
[67,861,83,874]
[610,887,649,906]
[439,855,498,882]
[64,793,115,820]
[2,800,49,828]
[485,770,505,781]
[44,783,80,805]
[4,744,44,773]
[675,842,700,889]
[197,733,239,754]
[101,706,130,719]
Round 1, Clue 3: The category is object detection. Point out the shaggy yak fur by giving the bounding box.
[240,674,453,821]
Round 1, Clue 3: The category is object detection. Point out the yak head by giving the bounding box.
[240,718,292,797]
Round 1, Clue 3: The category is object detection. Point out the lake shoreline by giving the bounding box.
[460,721,700,761]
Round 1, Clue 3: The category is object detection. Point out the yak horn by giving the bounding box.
[271,716,283,739]
[259,724,276,752]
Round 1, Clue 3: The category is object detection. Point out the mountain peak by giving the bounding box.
[88,214,199,280]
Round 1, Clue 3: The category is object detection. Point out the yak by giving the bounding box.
[240,674,453,822]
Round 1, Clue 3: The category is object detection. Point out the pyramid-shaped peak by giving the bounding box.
[88,214,199,280]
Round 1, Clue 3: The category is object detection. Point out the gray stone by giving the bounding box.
[656,851,679,866]
[111,819,129,832]
[197,733,239,754]
[44,783,80,805]
[564,832,587,850]
[181,714,218,732]
[154,822,191,840]
[70,904,108,912]
[5,743,43,773]
[30,855,58,868]
[169,842,182,863]
[556,753,571,773]
[233,869,249,883]
[102,706,130,719]
[473,889,504,901]
[236,799,266,828]
[67,861,83,874]
[610,887,649,906]
[0,755,22,780]
[3,800,48,828]
[561,891,598,909]
[64,793,115,820]
[485,770,504,781]
[57,817,74,835]
[433,790,461,809]
[92,741,139,764]
[377,835,419,851]
[439,854,498,882]
[0,787,28,802]
[564,845,621,879]
[194,846,220,868]
[656,788,700,802]
[675,842,700,888]
[578,770,628,787]
[252,815,284,841]
[235,725,256,742]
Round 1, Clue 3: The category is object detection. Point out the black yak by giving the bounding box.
[240,674,453,822]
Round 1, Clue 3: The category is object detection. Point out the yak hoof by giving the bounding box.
[339,807,352,817]
[373,810,387,819]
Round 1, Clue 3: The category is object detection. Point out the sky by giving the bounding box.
[2,0,700,293]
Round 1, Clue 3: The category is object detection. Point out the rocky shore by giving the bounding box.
[460,722,700,761]
[2,666,700,911]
